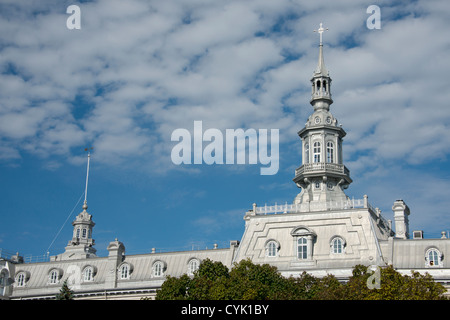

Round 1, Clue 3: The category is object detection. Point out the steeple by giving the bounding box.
[293,23,352,208]
[54,149,96,261]
[314,23,328,76]
[310,22,333,111]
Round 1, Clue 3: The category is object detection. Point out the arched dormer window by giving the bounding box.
[152,261,166,278]
[82,266,96,282]
[187,258,200,275]
[15,271,29,287]
[48,269,62,285]
[118,262,132,280]
[330,236,346,254]
[0,269,9,295]
[265,239,280,257]
[425,248,443,268]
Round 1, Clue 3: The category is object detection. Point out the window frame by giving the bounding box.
[118,263,131,280]
[297,237,308,260]
[291,227,316,262]
[82,266,95,282]
[313,142,321,163]
[265,240,280,258]
[187,258,200,275]
[326,141,334,163]
[48,269,60,285]
[15,272,27,288]
[425,248,443,268]
[330,236,346,255]
[304,143,309,164]
[152,261,166,278]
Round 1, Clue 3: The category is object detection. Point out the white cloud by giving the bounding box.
[0,0,449,235]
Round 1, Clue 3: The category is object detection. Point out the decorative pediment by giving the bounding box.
[290,226,316,238]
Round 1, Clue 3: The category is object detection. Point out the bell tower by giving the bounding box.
[293,23,352,207]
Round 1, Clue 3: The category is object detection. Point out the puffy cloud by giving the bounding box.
[0,0,449,236]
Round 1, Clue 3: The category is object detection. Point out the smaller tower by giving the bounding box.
[55,150,97,261]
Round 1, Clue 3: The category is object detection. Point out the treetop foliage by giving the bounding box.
[155,258,448,300]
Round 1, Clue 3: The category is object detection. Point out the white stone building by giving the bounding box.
[1,27,449,300]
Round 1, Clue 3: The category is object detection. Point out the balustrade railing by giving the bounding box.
[254,198,366,215]
[295,162,349,177]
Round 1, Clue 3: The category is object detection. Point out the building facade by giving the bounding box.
[1,26,449,300]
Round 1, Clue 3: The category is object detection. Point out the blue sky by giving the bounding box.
[1,0,450,259]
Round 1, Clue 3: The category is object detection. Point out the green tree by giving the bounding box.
[155,260,448,300]
[343,264,448,300]
[227,259,288,300]
[55,280,74,300]
[155,274,191,300]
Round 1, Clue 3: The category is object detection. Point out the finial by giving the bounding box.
[313,22,329,45]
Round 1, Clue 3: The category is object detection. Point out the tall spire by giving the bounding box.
[310,23,332,110]
[313,23,329,76]
[83,147,93,210]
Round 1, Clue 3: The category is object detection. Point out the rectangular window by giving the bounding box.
[297,238,308,259]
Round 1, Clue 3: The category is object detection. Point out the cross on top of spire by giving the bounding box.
[314,22,329,45]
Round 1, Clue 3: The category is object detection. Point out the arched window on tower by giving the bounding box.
[313,142,321,163]
[322,80,327,93]
[304,143,309,164]
[326,142,334,163]
[316,80,321,94]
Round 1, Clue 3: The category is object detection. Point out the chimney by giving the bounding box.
[392,200,410,239]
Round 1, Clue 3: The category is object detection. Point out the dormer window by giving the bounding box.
[265,240,280,257]
[118,263,132,280]
[82,266,96,282]
[425,248,443,267]
[152,261,166,278]
[330,236,346,254]
[187,259,200,275]
[15,272,28,287]
[291,227,317,261]
[48,269,61,285]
